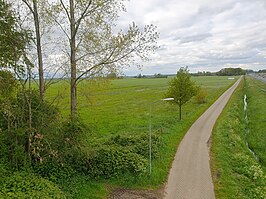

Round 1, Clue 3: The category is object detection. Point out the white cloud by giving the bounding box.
[117,0,266,75]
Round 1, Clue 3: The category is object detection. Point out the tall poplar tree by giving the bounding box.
[49,0,159,117]
[21,0,48,100]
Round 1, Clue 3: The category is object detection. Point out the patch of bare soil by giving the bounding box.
[109,187,164,199]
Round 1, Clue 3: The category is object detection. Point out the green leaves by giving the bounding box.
[0,70,17,99]
[81,133,162,178]
[0,0,30,70]
[0,170,66,198]
[166,66,199,119]
[167,67,198,105]
[86,146,148,178]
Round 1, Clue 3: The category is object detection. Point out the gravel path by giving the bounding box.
[164,78,242,199]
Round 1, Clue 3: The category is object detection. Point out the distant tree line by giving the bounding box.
[257,69,266,73]
[192,67,246,76]
[216,68,245,76]
[134,67,263,78]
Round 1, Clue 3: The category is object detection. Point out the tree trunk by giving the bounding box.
[179,103,182,120]
[70,0,77,117]
[28,66,32,163]
[33,0,44,100]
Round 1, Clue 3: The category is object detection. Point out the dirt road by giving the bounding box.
[164,77,242,199]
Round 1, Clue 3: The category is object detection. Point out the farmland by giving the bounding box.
[45,76,238,198]
[46,76,237,138]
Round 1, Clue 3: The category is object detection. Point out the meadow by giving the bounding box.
[211,76,266,199]
[46,76,237,138]
[45,76,238,198]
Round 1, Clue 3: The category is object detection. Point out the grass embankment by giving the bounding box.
[245,76,266,170]
[46,76,237,198]
[211,77,266,199]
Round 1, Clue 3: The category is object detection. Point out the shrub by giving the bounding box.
[0,90,60,169]
[108,133,161,159]
[86,146,148,178]
[82,133,162,178]
[0,171,66,198]
[195,89,208,104]
[33,160,75,183]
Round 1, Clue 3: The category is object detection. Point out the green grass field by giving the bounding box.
[45,76,238,198]
[46,76,236,137]
[211,77,266,199]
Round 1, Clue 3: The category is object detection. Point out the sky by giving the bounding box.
[116,0,266,75]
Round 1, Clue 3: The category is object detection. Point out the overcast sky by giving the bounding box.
[116,0,266,75]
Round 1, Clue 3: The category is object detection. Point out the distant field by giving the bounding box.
[46,76,237,138]
[45,76,238,198]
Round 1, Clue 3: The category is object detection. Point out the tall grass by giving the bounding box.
[211,77,266,199]
[245,76,266,170]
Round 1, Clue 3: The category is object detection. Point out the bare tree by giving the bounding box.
[49,0,159,117]
[20,0,46,100]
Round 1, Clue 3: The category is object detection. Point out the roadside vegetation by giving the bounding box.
[211,77,266,199]
[245,76,266,170]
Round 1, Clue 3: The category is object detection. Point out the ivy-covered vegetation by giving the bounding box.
[0,166,65,198]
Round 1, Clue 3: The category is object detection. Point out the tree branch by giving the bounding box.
[22,0,34,15]
[75,45,118,82]
[60,0,71,22]
[52,17,70,40]
[74,0,92,37]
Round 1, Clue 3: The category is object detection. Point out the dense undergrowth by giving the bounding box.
[211,77,266,199]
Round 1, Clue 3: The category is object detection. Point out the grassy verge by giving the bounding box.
[58,175,107,199]
[245,76,266,170]
[45,76,238,198]
[211,77,266,199]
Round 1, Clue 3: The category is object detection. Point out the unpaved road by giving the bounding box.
[164,77,242,199]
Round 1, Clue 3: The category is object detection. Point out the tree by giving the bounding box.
[165,67,198,120]
[0,0,28,69]
[49,0,159,117]
[216,67,245,76]
[21,0,46,100]
[107,72,117,79]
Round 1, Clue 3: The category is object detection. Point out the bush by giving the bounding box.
[0,90,60,169]
[82,133,162,178]
[33,160,75,183]
[86,146,148,178]
[108,133,161,159]
[195,89,208,104]
[0,171,66,198]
